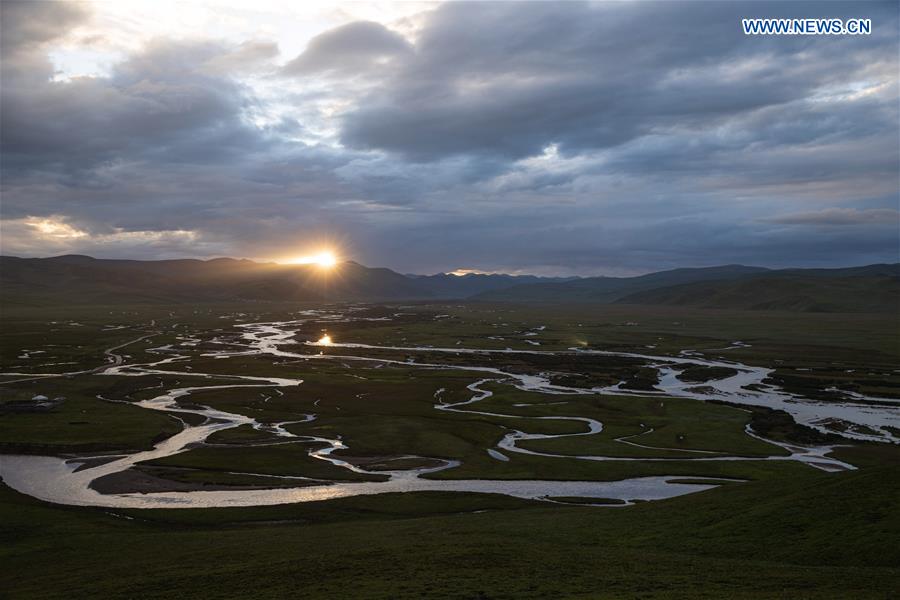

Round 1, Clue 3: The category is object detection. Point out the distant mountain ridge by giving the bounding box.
[475,263,899,312]
[473,265,771,303]
[0,255,568,305]
[0,255,427,304]
[1,255,897,312]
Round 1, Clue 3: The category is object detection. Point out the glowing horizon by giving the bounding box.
[286,250,338,268]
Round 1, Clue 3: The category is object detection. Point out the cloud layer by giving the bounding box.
[1,0,897,274]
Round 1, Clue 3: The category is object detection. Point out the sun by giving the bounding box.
[316,334,333,346]
[288,250,338,268]
[312,251,337,268]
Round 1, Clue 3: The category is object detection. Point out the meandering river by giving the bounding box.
[1,310,895,510]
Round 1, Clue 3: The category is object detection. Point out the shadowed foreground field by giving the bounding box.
[2,463,899,599]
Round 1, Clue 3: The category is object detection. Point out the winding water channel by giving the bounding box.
[1,310,896,509]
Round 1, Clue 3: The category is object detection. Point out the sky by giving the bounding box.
[0,0,898,276]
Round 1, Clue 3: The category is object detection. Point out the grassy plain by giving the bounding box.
[1,301,898,598]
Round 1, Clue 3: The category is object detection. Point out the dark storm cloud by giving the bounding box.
[0,1,365,258]
[1,38,268,174]
[0,0,897,273]
[340,1,898,162]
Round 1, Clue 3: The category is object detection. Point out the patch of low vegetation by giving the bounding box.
[206,424,280,445]
[144,442,389,483]
[742,405,843,446]
[0,377,181,453]
[676,365,739,383]
[91,465,313,493]
[548,496,628,505]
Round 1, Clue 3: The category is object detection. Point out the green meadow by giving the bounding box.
[1,302,898,598]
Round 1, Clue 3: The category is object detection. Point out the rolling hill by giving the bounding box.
[473,263,899,312]
[0,255,565,305]
[614,273,900,313]
[473,265,771,303]
[1,255,896,312]
[0,255,429,305]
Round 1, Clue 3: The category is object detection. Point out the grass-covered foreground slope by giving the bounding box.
[2,461,898,599]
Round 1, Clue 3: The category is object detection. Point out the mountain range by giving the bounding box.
[1,255,897,312]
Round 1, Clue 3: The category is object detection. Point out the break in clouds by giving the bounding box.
[0,1,897,275]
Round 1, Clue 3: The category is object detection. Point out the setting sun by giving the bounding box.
[288,250,338,268]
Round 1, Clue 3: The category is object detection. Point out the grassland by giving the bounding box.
[1,301,898,598]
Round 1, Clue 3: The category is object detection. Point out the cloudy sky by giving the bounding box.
[1,1,897,275]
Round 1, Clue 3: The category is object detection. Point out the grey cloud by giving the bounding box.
[0,4,361,257]
[767,208,900,226]
[361,202,899,275]
[203,40,280,74]
[339,1,898,162]
[0,0,88,56]
[0,0,90,86]
[282,21,411,76]
[1,37,272,175]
